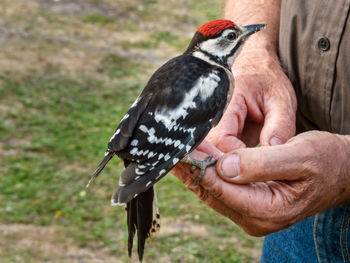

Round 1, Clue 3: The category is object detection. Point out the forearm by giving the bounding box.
[337,134,350,204]
[224,0,281,57]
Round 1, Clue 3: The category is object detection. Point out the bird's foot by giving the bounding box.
[182,155,217,185]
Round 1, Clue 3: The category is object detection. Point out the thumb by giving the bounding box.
[216,143,303,184]
[260,99,296,146]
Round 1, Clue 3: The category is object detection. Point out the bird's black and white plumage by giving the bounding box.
[88,20,266,261]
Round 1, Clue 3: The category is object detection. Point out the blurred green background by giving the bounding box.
[0,0,262,262]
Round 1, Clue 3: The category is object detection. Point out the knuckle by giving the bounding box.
[211,180,224,200]
[247,151,268,178]
[196,187,209,201]
[187,183,209,202]
[232,94,247,115]
[281,117,296,137]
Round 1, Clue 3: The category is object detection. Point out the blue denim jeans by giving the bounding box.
[260,205,350,263]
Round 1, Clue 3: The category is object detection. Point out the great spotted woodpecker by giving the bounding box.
[88,19,266,261]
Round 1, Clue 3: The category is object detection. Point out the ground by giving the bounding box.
[0,0,263,262]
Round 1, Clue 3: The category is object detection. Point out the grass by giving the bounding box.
[97,54,145,78]
[83,14,115,25]
[121,40,158,50]
[0,0,262,262]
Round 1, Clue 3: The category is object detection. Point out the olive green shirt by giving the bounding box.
[280,0,350,134]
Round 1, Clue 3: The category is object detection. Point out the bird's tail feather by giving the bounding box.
[126,197,137,257]
[87,152,114,188]
[126,186,159,262]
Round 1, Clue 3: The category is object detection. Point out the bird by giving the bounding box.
[87,19,266,261]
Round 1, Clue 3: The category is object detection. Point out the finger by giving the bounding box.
[208,133,246,153]
[195,139,224,159]
[216,143,307,184]
[260,93,296,146]
[206,94,247,152]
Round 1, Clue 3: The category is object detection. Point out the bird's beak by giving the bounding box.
[241,24,267,37]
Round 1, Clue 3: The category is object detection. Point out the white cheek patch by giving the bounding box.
[199,38,221,55]
[198,29,239,58]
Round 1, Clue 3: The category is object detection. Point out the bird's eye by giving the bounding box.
[226,32,237,40]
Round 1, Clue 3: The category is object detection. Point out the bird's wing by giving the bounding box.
[87,93,153,188]
[110,55,230,204]
[107,93,153,152]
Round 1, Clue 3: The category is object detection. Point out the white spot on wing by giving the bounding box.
[165,138,173,146]
[156,169,166,179]
[121,113,129,121]
[130,147,138,155]
[146,181,152,187]
[173,158,179,165]
[130,139,138,146]
[186,145,191,152]
[174,140,181,147]
[198,71,220,100]
[139,125,148,133]
[164,153,171,161]
[130,97,140,108]
[135,168,144,175]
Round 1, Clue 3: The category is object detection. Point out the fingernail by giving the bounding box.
[220,154,240,178]
[270,136,284,146]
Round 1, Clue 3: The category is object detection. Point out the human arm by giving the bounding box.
[206,0,296,151]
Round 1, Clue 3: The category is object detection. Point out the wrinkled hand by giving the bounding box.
[173,131,350,236]
[207,51,297,151]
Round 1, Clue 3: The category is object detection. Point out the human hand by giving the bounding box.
[173,131,350,236]
[206,50,297,152]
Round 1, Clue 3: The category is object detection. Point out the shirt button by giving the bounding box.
[318,37,330,51]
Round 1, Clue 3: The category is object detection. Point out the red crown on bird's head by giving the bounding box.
[197,19,236,37]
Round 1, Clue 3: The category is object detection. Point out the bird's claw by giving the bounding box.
[181,154,217,185]
[192,155,217,185]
